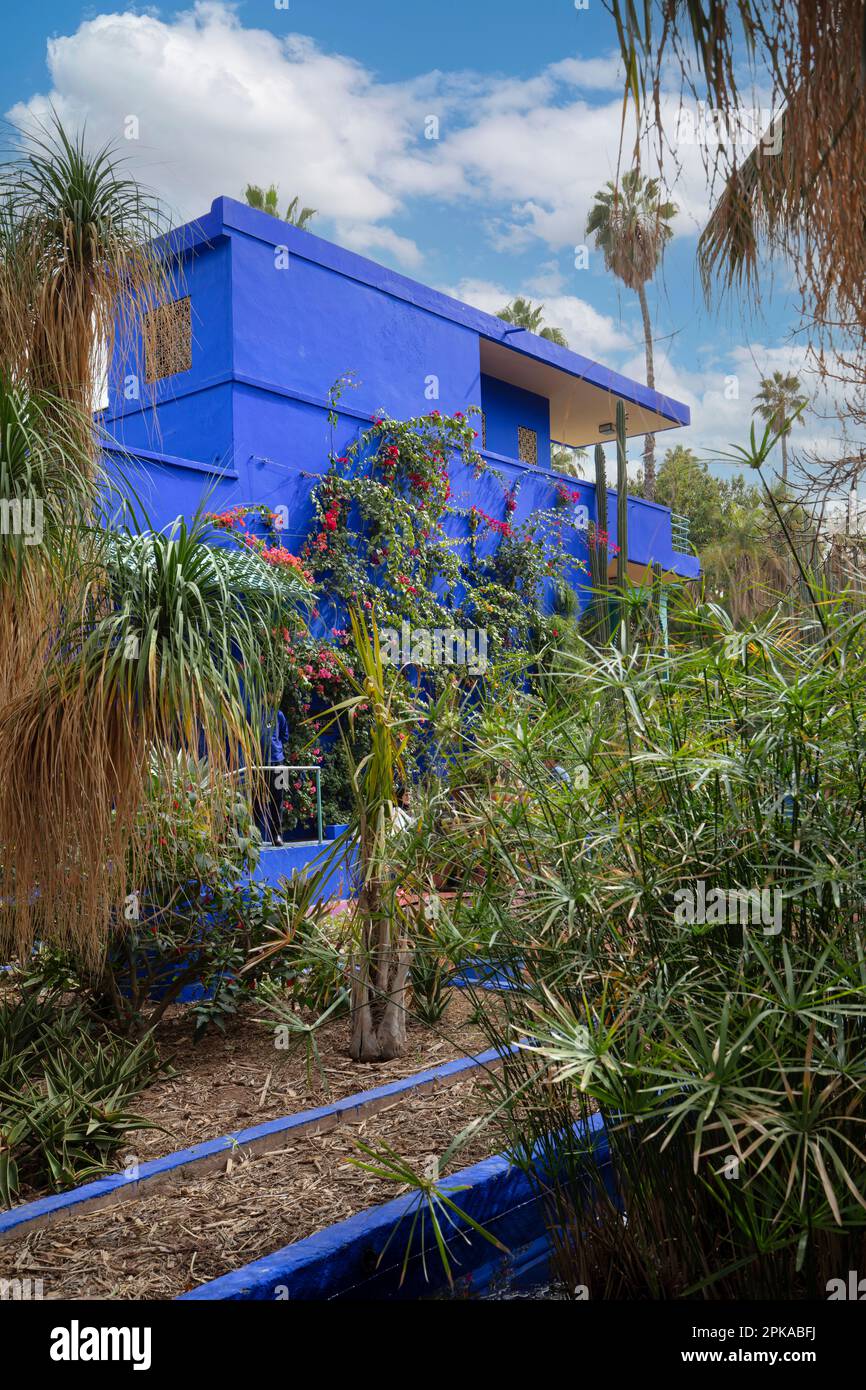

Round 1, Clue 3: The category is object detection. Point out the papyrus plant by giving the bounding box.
[414,581,866,1297]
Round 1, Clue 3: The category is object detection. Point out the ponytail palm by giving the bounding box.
[0,373,98,705]
[0,115,167,429]
[0,511,311,960]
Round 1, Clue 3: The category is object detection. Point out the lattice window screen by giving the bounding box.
[480,411,487,449]
[517,425,538,465]
[144,297,192,383]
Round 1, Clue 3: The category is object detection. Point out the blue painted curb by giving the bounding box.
[179,1112,612,1301]
[0,1044,510,1243]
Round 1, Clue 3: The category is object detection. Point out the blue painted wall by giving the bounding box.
[480,373,551,465]
[99,198,699,587]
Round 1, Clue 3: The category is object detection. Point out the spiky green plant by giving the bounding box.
[0,507,311,960]
[404,569,866,1298]
[0,982,164,1205]
[0,114,167,424]
[588,442,611,644]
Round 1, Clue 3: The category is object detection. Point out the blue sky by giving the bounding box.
[2,1,834,476]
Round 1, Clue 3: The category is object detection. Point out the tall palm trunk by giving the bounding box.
[780,431,789,486]
[349,813,410,1062]
[637,282,656,500]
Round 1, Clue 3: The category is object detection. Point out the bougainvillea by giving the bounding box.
[300,409,476,631]
[214,403,611,832]
[207,505,312,580]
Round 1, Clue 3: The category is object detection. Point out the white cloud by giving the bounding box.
[626,341,860,488]
[331,220,423,268]
[7,4,715,272]
[8,2,426,264]
[443,277,634,357]
[12,0,830,489]
[549,55,626,92]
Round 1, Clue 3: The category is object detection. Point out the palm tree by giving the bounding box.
[0,115,166,435]
[753,372,809,486]
[244,184,316,230]
[0,122,312,960]
[497,296,568,347]
[551,444,589,477]
[0,505,310,960]
[586,169,677,501]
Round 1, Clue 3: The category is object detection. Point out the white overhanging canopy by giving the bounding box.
[479,338,686,450]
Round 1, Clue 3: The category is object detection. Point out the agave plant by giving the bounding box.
[0,981,164,1206]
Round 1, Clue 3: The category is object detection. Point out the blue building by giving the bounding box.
[99,196,699,593]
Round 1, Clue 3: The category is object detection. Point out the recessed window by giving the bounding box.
[144,297,192,383]
[517,425,538,466]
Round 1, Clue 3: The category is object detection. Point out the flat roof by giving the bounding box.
[161,198,690,449]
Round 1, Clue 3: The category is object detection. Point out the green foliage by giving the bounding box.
[347,1140,507,1288]
[586,169,677,292]
[405,580,866,1298]
[496,297,568,348]
[753,371,809,482]
[243,184,316,230]
[33,755,293,1039]
[0,982,164,1206]
[255,979,349,1094]
[302,406,572,664]
[409,935,452,1026]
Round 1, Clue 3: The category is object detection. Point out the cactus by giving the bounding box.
[590,442,611,643]
[652,559,666,652]
[615,398,629,653]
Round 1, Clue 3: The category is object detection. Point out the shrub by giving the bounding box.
[0,981,164,1206]
[415,590,866,1297]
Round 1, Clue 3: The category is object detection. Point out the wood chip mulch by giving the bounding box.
[130,988,493,1161]
[2,1071,498,1300]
